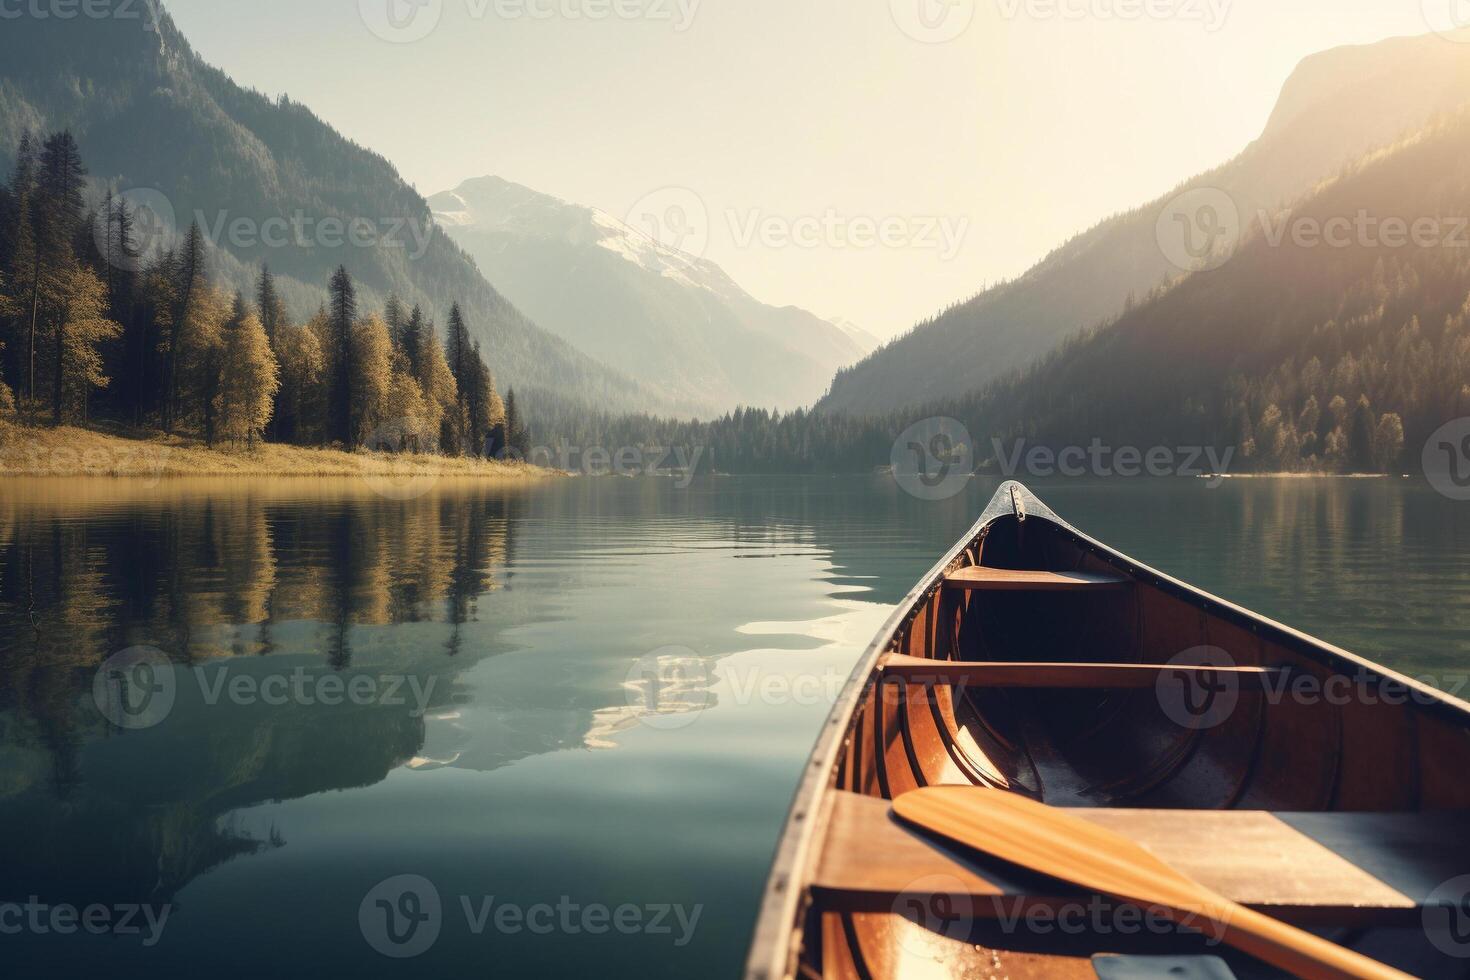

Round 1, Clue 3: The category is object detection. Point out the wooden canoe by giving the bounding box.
[745,483,1470,980]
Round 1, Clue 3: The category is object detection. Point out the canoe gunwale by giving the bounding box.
[741,484,1021,980]
[740,480,1470,980]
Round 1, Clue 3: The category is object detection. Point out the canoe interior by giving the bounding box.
[750,485,1470,980]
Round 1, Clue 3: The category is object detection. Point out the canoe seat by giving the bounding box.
[813,791,1469,927]
[880,654,1285,690]
[943,567,1131,592]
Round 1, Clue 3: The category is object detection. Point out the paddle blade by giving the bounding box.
[894,786,1203,909]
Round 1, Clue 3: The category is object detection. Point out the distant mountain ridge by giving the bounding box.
[948,103,1470,473]
[430,176,870,415]
[820,32,1470,417]
[0,1,660,413]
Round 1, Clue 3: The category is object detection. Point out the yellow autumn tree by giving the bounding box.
[350,314,393,448]
[275,319,326,445]
[413,321,457,455]
[49,264,122,425]
[216,304,280,446]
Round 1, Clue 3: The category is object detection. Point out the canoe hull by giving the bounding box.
[745,483,1470,980]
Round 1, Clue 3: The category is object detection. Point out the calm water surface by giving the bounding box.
[1,475,1468,978]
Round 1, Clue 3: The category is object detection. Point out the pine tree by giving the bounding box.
[402,304,425,376]
[444,302,471,451]
[1372,413,1405,474]
[100,193,143,421]
[255,264,287,350]
[328,266,357,446]
[504,388,529,460]
[165,222,208,432]
[1348,395,1376,473]
[463,341,497,457]
[383,294,407,352]
[0,133,36,402]
[34,133,89,425]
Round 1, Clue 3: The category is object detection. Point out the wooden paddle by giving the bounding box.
[892,787,1412,980]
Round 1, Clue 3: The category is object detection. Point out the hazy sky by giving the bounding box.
[166,0,1448,338]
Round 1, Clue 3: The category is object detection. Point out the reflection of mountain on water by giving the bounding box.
[0,679,423,906]
[0,481,527,908]
[0,476,915,912]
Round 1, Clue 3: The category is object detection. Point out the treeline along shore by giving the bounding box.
[0,130,537,478]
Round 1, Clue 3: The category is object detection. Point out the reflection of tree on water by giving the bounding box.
[0,484,524,909]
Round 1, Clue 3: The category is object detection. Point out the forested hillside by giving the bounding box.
[819,32,1470,417]
[0,132,531,461]
[0,1,655,413]
[540,109,1470,477]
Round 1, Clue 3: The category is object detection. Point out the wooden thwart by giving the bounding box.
[943,567,1131,592]
[812,791,1467,928]
[880,654,1284,690]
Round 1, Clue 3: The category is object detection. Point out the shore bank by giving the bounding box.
[0,421,556,480]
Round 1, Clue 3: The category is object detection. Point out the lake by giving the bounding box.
[2,474,1468,978]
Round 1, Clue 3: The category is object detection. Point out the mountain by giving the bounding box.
[534,103,1470,477]
[928,106,1470,473]
[820,32,1470,417]
[430,176,869,415]
[0,2,658,413]
[827,317,881,356]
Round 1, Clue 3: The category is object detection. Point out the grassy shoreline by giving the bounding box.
[0,420,556,480]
